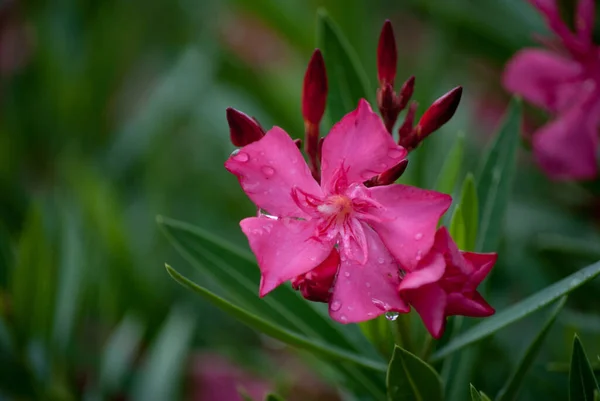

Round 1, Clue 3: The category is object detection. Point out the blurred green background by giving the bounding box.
[1,0,599,399]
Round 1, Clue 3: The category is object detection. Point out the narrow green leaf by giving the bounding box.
[470,384,482,401]
[434,132,465,195]
[594,389,599,401]
[431,260,600,361]
[569,335,600,401]
[317,9,371,124]
[496,296,567,401]
[165,264,387,373]
[131,306,195,401]
[459,173,478,251]
[449,206,467,250]
[476,98,522,252]
[386,345,443,401]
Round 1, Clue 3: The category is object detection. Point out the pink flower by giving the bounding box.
[503,0,600,180]
[225,100,452,323]
[398,227,496,339]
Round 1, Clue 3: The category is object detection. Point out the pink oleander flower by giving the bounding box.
[503,0,600,180]
[225,99,452,323]
[398,227,496,338]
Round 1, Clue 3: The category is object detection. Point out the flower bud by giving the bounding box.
[377,20,397,86]
[398,101,418,150]
[291,249,340,303]
[302,49,328,125]
[226,108,265,147]
[377,83,399,133]
[416,86,462,139]
[365,159,409,187]
[397,76,415,111]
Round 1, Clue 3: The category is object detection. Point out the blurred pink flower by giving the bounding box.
[503,0,600,180]
[190,353,270,401]
[398,227,496,338]
[225,99,451,324]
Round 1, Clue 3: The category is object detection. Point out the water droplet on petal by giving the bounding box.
[261,166,275,177]
[367,312,374,317]
[365,282,371,288]
[331,300,341,311]
[233,151,249,162]
[377,257,385,264]
[347,305,354,311]
[230,149,240,156]
[379,162,388,169]
[340,315,348,322]
[416,250,423,261]
[385,311,399,321]
[371,298,390,311]
[388,148,404,159]
[414,232,423,240]
[344,271,350,277]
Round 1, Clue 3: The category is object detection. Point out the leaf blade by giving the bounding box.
[569,335,600,401]
[386,345,443,401]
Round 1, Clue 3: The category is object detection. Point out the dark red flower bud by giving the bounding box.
[291,249,339,303]
[377,83,400,133]
[377,20,397,86]
[226,108,265,147]
[365,159,409,187]
[302,49,328,125]
[397,76,415,111]
[294,138,302,149]
[398,101,418,149]
[416,86,462,139]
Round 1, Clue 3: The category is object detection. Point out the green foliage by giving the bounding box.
[386,345,443,401]
[434,132,465,195]
[569,336,600,401]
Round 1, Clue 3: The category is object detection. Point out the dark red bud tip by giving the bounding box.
[302,49,328,125]
[377,20,397,86]
[293,138,302,149]
[397,76,415,110]
[366,159,409,187]
[416,86,463,138]
[226,108,265,147]
[398,101,418,147]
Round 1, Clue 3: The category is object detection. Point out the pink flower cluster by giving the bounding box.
[225,21,496,338]
[504,0,600,180]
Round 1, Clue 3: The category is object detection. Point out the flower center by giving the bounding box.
[317,195,353,221]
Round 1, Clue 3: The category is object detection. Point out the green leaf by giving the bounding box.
[459,173,478,251]
[131,306,196,401]
[595,389,600,401]
[431,260,600,361]
[359,316,395,358]
[434,132,465,195]
[470,384,483,401]
[317,9,371,124]
[496,296,567,401]
[569,335,600,401]
[476,98,522,252]
[166,264,386,373]
[449,206,467,250]
[386,345,443,401]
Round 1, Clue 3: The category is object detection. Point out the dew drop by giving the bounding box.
[388,148,404,159]
[344,271,350,278]
[347,305,354,311]
[416,250,423,261]
[379,162,388,169]
[261,166,275,177]
[377,257,385,264]
[233,151,249,162]
[331,300,342,311]
[414,232,423,240]
[365,282,371,288]
[385,311,399,321]
[371,298,390,311]
[340,315,348,322]
[367,312,374,317]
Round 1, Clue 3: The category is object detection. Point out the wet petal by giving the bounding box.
[397,252,445,291]
[403,284,447,339]
[461,251,497,289]
[368,184,452,271]
[503,49,582,113]
[446,292,494,318]
[240,217,334,297]
[329,224,409,324]
[533,94,600,180]
[320,99,407,192]
[226,127,323,218]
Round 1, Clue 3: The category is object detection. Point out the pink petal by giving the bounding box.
[329,224,409,324]
[576,0,595,43]
[320,99,407,192]
[403,284,447,339]
[432,226,466,274]
[226,127,323,218]
[240,217,334,296]
[462,251,497,288]
[397,252,446,291]
[533,94,600,180]
[446,292,495,318]
[503,49,582,113]
[368,184,452,271]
